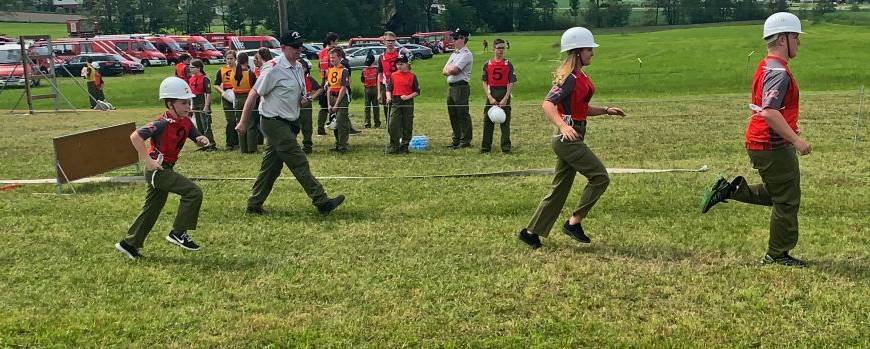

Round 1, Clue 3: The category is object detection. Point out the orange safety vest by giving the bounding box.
[231,69,255,94]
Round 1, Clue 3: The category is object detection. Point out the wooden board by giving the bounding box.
[52,122,138,184]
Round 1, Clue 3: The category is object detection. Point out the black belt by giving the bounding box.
[262,115,291,124]
[449,81,468,87]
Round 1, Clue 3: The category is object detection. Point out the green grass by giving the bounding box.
[0,22,68,40]
[0,22,868,346]
[3,22,868,112]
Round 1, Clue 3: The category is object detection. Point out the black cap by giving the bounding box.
[364,51,376,66]
[450,28,470,39]
[397,51,412,63]
[280,31,304,48]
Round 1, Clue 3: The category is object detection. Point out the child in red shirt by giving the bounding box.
[115,77,210,260]
[385,53,420,154]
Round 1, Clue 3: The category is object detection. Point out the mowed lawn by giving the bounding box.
[2,22,869,112]
[1,93,868,346]
[0,22,868,347]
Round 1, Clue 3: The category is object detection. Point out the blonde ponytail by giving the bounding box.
[552,49,582,86]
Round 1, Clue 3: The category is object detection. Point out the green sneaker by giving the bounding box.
[700,176,732,213]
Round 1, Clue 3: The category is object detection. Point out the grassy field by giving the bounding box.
[2,22,869,112]
[0,22,68,40]
[0,22,868,346]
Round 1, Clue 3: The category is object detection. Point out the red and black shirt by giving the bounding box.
[136,112,202,165]
[746,55,800,150]
[387,71,420,98]
[188,74,211,96]
[545,69,595,122]
[361,66,379,88]
[481,59,517,88]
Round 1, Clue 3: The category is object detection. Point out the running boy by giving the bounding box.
[115,77,210,260]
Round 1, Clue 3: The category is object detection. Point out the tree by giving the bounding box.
[569,0,581,17]
[733,0,765,21]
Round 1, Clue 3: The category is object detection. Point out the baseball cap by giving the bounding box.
[450,28,470,39]
[280,31,304,48]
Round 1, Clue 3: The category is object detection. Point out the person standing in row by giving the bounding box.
[378,31,411,125]
[442,28,474,149]
[361,52,381,128]
[298,58,324,154]
[480,38,516,154]
[174,53,191,82]
[236,31,345,216]
[188,59,216,151]
[232,52,258,154]
[517,27,626,249]
[115,77,209,260]
[700,12,811,267]
[325,48,352,153]
[213,50,238,150]
[385,52,420,154]
[318,32,339,135]
[81,57,105,109]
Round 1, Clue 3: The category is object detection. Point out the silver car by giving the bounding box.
[344,46,386,70]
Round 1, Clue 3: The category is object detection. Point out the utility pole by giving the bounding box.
[277,0,288,37]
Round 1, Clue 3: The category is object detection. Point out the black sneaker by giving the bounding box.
[364,123,372,128]
[480,149,491,154]
[562,221,591,244]
[517,229,542,249]
[166,230,201,251]
[329,147,349,154]
[458,143,472,149]
[317,195,345,215]
[700,176,733,213]
[246,206,266,215]
[115,240,143,260]
[762,252,808,267]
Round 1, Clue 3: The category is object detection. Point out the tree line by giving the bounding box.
[2,0,855,39]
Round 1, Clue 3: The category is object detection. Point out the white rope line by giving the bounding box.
[0,165,708,185]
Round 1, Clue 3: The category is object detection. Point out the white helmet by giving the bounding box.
[158,77,195,100]
[487,106,506,124]
[560,27,598,52]
[763,12,804,39]
[325,113,338,130]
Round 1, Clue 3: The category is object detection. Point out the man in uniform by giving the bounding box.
[442,28,474,149]
[236,31,345,216]
[701,12,811,267]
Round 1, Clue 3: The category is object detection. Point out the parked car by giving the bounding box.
[0,43,40,87]
[93,35,168,66]
[400,44,434,60]
[344,46,386,70]
[301,44,319,60]
[108,53,144,74]
[55,53,125,77]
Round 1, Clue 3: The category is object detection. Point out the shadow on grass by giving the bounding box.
[146,254,271,272]
[563,241,696,262]
[58,181,138,194]
[247,206,382,222]
[813,258,869,281]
